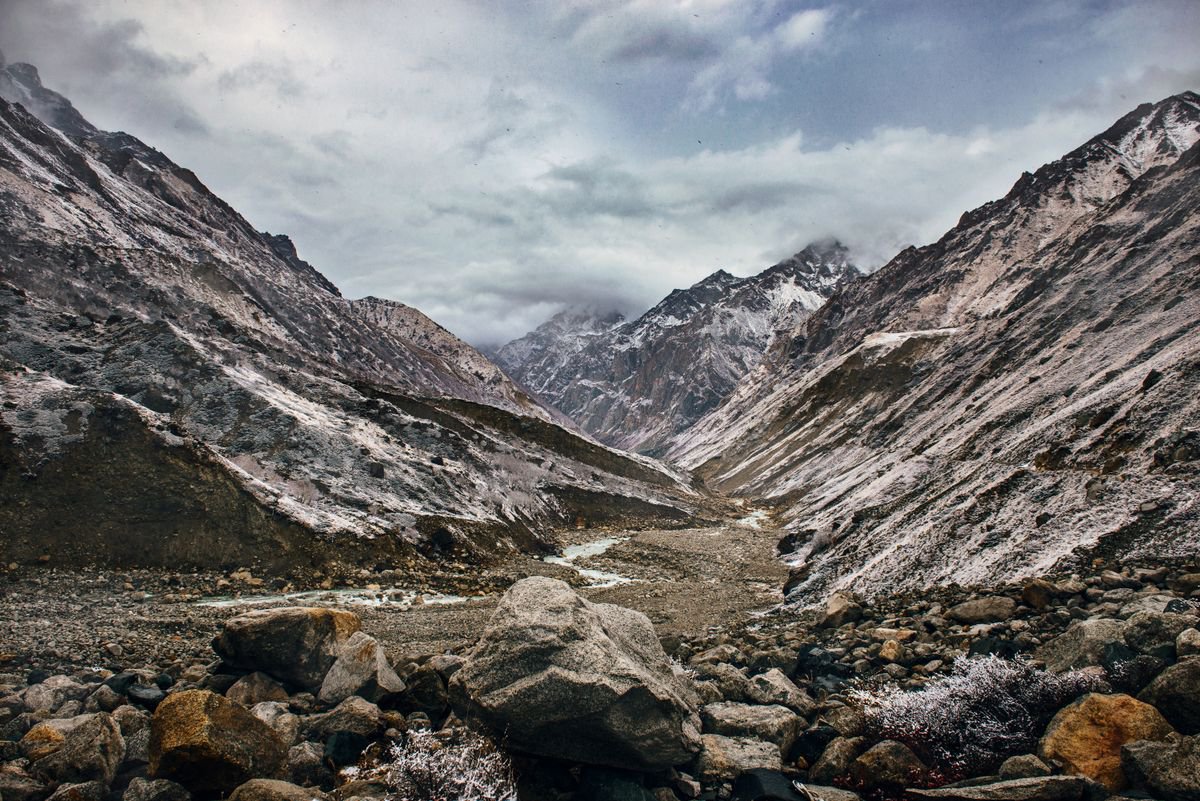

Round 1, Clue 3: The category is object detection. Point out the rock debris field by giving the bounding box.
[2,521,1199,801]
[0,522,788,681]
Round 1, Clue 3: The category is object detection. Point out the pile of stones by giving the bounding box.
[1,563,1197,801]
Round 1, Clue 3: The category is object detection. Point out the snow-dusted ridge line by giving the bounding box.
[668,91,1200,602]
[497,240,861,454]
[0,60,697,569]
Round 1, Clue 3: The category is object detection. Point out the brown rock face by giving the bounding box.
[695,734,781,782]
[228,779,330,801]
[1038,692,1174,790]
[212,607,361,690]
[21,713,125,784]
[848,739,927,791]
[149,690,286,793]
[947,597,1017,624]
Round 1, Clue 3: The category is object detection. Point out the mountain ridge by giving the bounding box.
[0,61,699,574]
[668,91,1200,601]
[497,240,860,454]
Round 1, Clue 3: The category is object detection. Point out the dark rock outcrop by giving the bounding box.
[212,608,361,691]
[450,577,701,770]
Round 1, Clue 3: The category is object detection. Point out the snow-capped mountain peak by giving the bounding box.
[497,243,860,454]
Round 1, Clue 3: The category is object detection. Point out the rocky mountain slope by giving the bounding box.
[670,92,1200,601]
[497,241,859,454]
[0,60,698,574]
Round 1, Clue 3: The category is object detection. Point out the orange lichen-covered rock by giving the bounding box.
[149,690,285,793]
[1039,692,1173,790]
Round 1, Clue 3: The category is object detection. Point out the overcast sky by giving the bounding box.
[1,1,1198,346]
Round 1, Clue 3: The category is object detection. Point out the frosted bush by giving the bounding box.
[350,729,517,801]
[851,655,1105,778]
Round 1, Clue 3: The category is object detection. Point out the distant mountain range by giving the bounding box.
[3,52,1197,602]
[0,59,698,574]
[498,90,1200,601]
[496,240,860,454]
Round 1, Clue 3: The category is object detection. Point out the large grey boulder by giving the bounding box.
[22,677,92,715]
[122,778,191,801]
[249,702,300,748]
[1122,734,1200,801]
[695,734,781,782]
[906,776,1103,801]
[20,713,125,784]
[318,632,404,705]
[212,607,361,691]
[1035,618,1126,672]
[699,702,801,753]
[301,695,382,740]
[449,577,701,770]
[1123,612,1197,659]
[746,669,814,714]
[1138,657,1200,734]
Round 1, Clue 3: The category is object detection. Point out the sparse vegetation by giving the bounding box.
[348,729,517,801]
[851,655,1106,778]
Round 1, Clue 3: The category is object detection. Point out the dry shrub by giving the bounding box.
[851,655,1105,778]
[348,729,517,801]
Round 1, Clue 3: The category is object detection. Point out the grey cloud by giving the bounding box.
[0,0,197,80]
[707,181,813,214]
[217,60,305,99]
[460,81,575,162]
[2,1,1197,348]
[429,203,519,229]
[406,268,643,350]
[310,130,354,160]
[0,0,207,142]
[609,27,719,64]
[170,110,209,136]
[540,161,655,219]
[1054,64,1200,115]
[546,0,721,64]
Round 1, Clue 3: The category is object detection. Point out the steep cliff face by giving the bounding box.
[669,92,1200,600]
[498,241,859,454]
[0,62,697,572]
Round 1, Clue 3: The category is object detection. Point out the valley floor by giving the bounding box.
[0,516,789,680]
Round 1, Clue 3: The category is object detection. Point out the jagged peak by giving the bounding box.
[755,240,858,289]
[955,92,1200,231]
[0,60,98,139]
[262,231,342,297]
[691,269,739,289]
[6,62,41,87]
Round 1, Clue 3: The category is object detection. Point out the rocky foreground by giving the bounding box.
[1,561,1199,801]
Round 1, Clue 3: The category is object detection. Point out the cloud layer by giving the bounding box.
[1,0,1197,346]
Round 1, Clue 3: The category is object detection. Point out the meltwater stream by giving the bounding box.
[194,536,637,608]
[195,587,469,609]
[541,537,636,588]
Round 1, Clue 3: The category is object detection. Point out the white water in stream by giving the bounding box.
[196,587,468,609]
[195,536,637,607]
[734,509,768,529]
[542,537,636,588]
